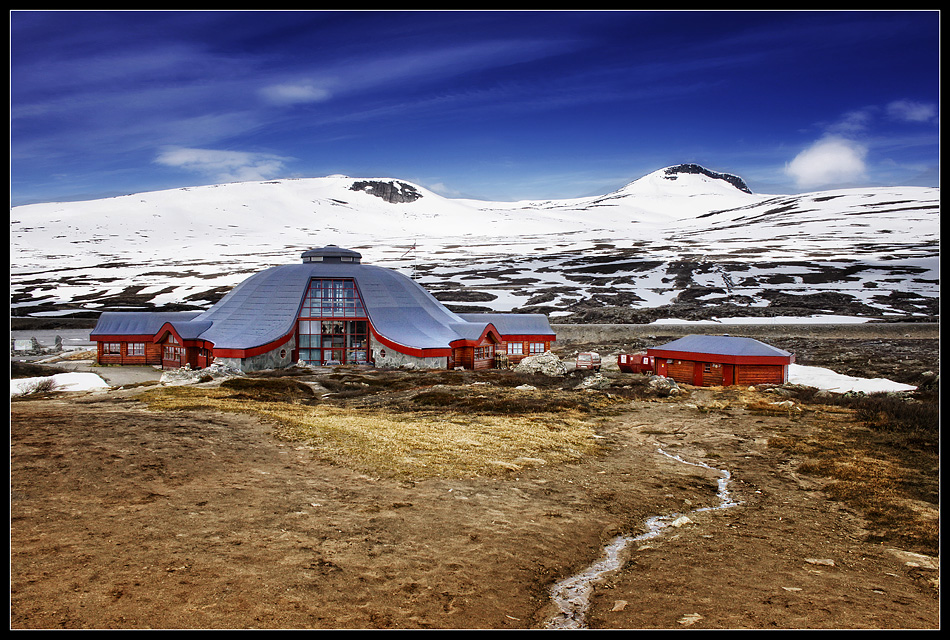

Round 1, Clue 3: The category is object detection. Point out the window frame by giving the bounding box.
[297,278,370,365]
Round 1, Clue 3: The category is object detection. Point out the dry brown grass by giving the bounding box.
[139,384,607,480]
[768,396,939,556]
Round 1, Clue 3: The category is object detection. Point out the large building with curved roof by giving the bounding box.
[91,245,556,371]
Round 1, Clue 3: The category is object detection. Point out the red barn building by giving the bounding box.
[647,335,794,387]
[91,245,555,372]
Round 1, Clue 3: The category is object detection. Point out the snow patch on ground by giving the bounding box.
[11,372,110,396]
[788,363,916,393]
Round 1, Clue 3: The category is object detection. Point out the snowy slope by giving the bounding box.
[10,164,939,321]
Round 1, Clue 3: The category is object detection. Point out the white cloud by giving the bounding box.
[785,136,868,189]
[258,81,332,106]
[886,99,937,123]
[154,147,290,182]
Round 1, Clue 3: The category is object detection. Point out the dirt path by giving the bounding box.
[10,381,938,629]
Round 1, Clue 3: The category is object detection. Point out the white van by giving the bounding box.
[575,352,602,371]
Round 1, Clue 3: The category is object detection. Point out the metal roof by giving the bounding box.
[91,250,557,356]
[301,245,363,263]
[457,313,555,337]
[90,311,203,337]
[189,261,526,352]
[649,334,792,358]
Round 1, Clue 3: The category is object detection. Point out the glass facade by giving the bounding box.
[297,279,370,365]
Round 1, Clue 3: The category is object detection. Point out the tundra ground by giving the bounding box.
[10,333,939,629]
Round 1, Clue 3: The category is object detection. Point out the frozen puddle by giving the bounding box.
[544,449,741,629]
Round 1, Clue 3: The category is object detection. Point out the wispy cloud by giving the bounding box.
[154,147,291,182]
[258,81,333,105]
[886,99,937,123]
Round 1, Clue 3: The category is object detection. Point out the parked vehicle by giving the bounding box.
[617,352,654,374]
[575,351,602,371]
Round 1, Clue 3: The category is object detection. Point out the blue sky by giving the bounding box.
[10,10,940,206]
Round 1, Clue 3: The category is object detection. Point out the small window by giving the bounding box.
[128,343,145,356]
[507,342,523,355]
[103,342,121,355]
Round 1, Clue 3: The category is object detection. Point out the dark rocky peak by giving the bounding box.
[350,180,423,203]
[663,164,752,194]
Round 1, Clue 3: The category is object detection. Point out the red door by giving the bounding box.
[723,364,735,386]
[693,362,704,386]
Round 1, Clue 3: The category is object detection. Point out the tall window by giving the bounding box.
[297,279,370,365]
[299,278,365,318]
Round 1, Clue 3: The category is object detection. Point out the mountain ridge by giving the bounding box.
[10,164,939,322]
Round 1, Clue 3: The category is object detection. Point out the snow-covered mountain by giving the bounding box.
[10,164,939,323]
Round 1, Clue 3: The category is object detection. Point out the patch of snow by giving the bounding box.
[11,372,109,396]
[788,363,916,394]
[651,315,871,325]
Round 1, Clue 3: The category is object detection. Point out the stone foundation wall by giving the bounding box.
[369,334,446,369]
[214,336,296,372]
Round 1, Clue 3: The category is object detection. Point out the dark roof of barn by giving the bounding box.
[648,335,793,359]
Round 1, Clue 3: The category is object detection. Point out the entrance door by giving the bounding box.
[722,364,735,386]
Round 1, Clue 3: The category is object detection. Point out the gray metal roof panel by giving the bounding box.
[651,334,792,358]
[456,313,555,337]
[91,311,203,337]
[170,319,215,340]
[194,262,476,351]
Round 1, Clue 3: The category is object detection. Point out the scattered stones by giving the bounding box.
[886,549,938,571]
[768,400,802,413]
[575,373,610,390]
[805,558,836,567]
[159,362,243,385]
[677,612,703,626]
